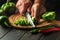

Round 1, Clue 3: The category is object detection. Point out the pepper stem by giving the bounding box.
[6,0,10,4]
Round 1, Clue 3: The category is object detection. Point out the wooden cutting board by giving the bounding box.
[8,13,60,29]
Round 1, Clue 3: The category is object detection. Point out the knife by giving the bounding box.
[26,12,35,27]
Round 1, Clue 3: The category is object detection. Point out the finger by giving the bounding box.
[20,3,28,15]
[27,2,32,13]
[34,6,40,21]
[33,5,38,19]
[34,7,37,20]
[31,7,34,17]
[27,5,32,14]
[16,0,22,13]
[16,0,21,8]
[27,6,31,13]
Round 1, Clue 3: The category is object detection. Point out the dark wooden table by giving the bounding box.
[0,25,60,40]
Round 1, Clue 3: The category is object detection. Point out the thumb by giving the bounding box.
[20,3,27,16]
[31,4,41,21]
[27,7,31,13]
[31,6,34,17]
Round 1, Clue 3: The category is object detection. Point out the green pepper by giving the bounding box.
[42,12,56,21]
[0,16,7,23]
[0,16,11,27]
[14,17,37,26]
[1,0,16,16]
[15,19,29,26]
[31,29,40,34]
[19,20,25,26]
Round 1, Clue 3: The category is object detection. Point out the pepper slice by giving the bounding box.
[14,17,37,26]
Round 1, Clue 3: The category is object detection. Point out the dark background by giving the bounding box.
[45,0,60,20]
[0,0,60,20]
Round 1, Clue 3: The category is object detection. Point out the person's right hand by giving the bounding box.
[16,0,32,15]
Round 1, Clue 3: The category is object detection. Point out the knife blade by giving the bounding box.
[26,12,35,27]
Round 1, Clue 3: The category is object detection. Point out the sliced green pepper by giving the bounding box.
[42,12,56,21]
[32,17,37,25]
[31,29,40,34]
[14,17,37,26]
[15,19,29,26]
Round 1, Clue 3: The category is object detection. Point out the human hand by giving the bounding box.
[16,0,32,15]
[31,3,46,21]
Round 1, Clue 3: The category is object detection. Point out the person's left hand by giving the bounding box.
[31,3,46,21]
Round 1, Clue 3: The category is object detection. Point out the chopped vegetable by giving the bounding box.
[42,12,56,21]
[40,28,60,33]
[14,17,37,26]
[30,29,40,34]
[32,17,37,25]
